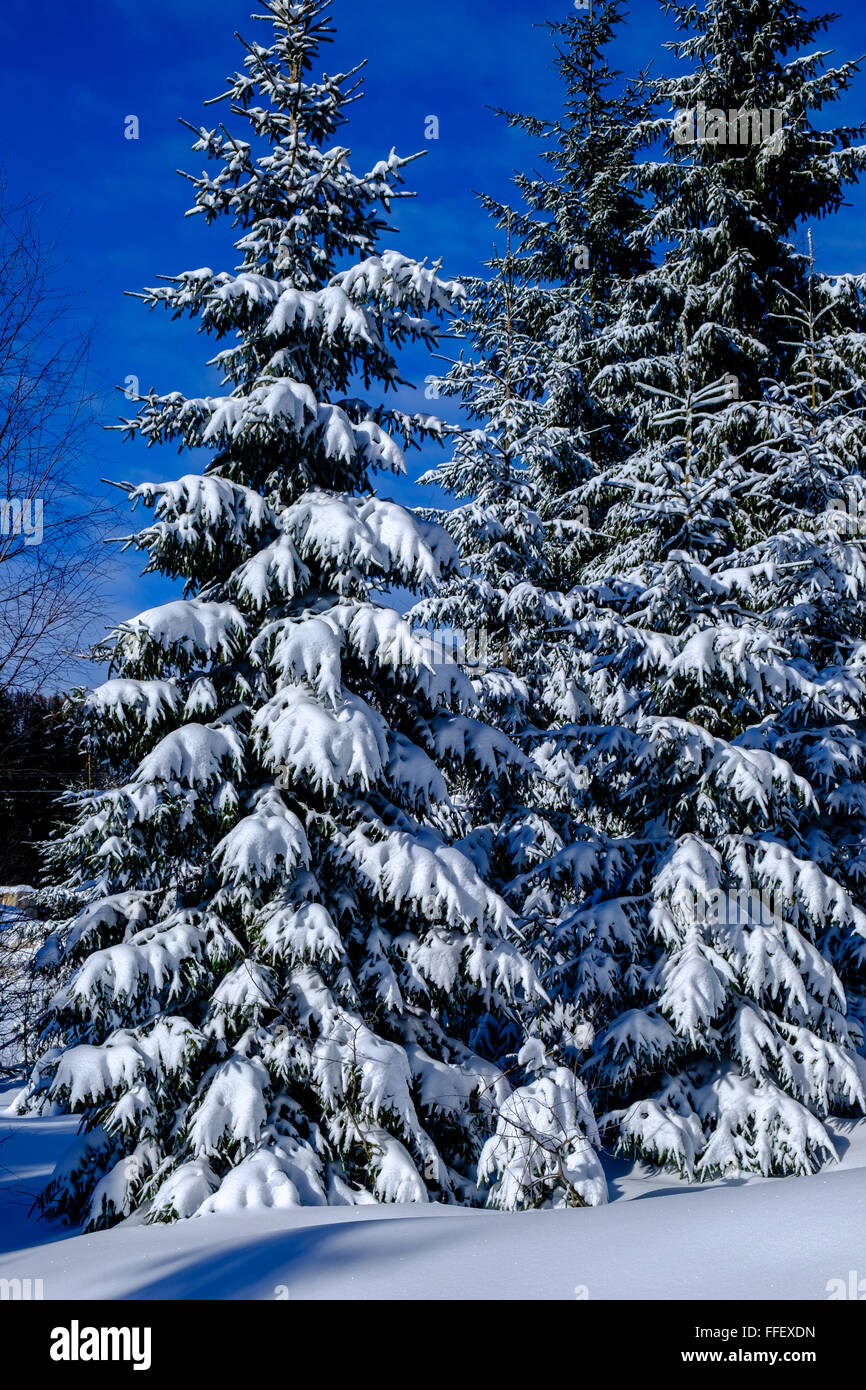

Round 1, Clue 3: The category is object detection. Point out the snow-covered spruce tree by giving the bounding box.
[410,6,653,1199]
[13,0,602,1225]
[488,0,651,593]
[541,0,866,1178]
[479,2,656,1092]
[408,230,613,1209]
[749,240,866,1033]
[416,0,650,676]
[412,216,552,742]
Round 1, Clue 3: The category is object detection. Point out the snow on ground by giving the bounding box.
[1,1085,864,1300]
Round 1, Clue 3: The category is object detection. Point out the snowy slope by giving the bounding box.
[1,1087,864,1300]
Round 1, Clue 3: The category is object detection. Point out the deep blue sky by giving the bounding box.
[1,0,865,659]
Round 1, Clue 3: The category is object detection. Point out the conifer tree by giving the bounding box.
[412,2,652,1188]
[493,0,651,592]
[415,0,649,846]
[549,0,866,1177]
[15,0,579,1226]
